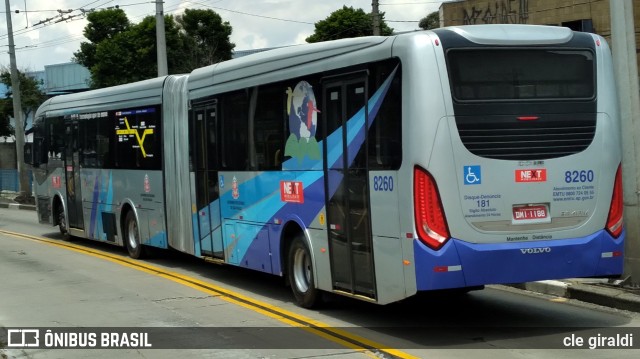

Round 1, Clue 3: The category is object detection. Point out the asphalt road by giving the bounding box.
[1,207,639,358]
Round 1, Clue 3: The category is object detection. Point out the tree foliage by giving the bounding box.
[0,70,47,138]
[306,6,393,43]
[419,11,440,30]
[73,9,234,88]
[176,9,234,70]
[73,9,131,71]
[0,98,12,138]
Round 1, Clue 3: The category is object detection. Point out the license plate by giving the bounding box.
[512,204,550,224]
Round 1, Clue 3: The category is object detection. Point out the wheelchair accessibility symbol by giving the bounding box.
[464,166,482,185]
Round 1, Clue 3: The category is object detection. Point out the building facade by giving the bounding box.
[440,0,640,71]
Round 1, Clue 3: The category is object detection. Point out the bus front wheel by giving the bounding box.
[287,235,321,308]
[124,211,145,259]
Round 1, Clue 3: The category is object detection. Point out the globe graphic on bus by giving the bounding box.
[285,81,321,163]
[288,81,318,140]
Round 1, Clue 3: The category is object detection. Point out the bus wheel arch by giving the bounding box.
[281,221,321,308]
[120,205,145,259]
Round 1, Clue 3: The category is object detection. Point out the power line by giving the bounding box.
[185,0,314,25]
[1,0,211,55]
[0,0,120,41]
[0,9,64,13]
[379,1,446,4]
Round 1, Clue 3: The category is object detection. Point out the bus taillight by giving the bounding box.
[414,166,450,250]
[606,164,624,238]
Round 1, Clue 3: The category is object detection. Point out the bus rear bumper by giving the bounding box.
[414,229,624,291]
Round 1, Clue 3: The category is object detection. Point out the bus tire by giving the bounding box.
[124,211,145,259]
[58,209,71,241]
[287,235,321,308]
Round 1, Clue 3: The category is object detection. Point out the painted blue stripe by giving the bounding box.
[85,171,114,241]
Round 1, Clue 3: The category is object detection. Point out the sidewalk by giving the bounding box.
[1,190,639,312]
[509,278,640,313]
[0,190,36,211]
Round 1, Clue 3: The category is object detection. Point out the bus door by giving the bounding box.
[323,77,376,299]
[64,121,84,230]
[193,101,224,259]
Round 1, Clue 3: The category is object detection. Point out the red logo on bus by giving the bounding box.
[144,174,151,193]
[515,169,547,182]
[232,176,240,199]
[52,176,61,189]
[280,181,304,203]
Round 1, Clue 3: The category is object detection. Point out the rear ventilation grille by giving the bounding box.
[456,115,596,161]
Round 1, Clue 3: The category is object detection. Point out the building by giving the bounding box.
[44,62,91,95]
[0,63,90,191]
[439,0,640,72]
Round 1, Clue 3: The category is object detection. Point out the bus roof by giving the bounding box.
[35,76,173,118]
[188,35,392,97]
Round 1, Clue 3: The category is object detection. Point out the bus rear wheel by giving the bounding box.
[124,211,145,259]
[287,235,321,308]
[58,209,71,241]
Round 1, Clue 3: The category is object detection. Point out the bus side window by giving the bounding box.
[253,84,285,171]
[47,117,64,160]
[30,118,47,166]
[368,64,402,170]
[81,118,98,168]
[220,91,249,170]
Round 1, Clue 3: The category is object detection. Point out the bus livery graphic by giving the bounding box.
[285,81,321,163]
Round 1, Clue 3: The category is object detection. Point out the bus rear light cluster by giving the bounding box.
[414,166,450,250]
[606,164,624,238]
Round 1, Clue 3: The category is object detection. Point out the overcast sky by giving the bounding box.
[0,0,445,72]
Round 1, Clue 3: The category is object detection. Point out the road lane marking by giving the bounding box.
[0,229,419,359]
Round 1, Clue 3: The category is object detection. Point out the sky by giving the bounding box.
[0,0,446,72]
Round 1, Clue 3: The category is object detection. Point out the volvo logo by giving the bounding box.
[560,210,589,217]
[520,247,551,254]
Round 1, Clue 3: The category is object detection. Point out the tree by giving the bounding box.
[306,6,393,43]
[0,69,47,138]
[175,9,235,70]
[0,98,12,138]
[74,8,234,88]
[419,11,440,30]
[73,9,131,71]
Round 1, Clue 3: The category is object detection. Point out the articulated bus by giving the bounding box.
[28,25,624,307]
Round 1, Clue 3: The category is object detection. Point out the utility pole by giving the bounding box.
[610,0,640,286]
[4,0,28,197]
[372,0,380,36]
[156,0,168,76]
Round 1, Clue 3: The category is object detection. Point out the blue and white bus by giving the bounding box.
[28,25,624,307]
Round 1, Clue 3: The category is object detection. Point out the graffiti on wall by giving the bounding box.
[463,0,529,25]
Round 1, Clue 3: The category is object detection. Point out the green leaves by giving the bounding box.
[73,9,131,71]
[0,70,46,136]
[73,8,234,88]
[306,6,393,43]
[0,98,13,138]
[419,11,440,30]
[176,9,234,68]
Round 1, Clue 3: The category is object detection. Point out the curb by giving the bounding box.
[0,203,36,211]
[511,280,640,313]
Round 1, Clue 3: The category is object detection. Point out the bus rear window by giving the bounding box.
[447,49,594,101]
